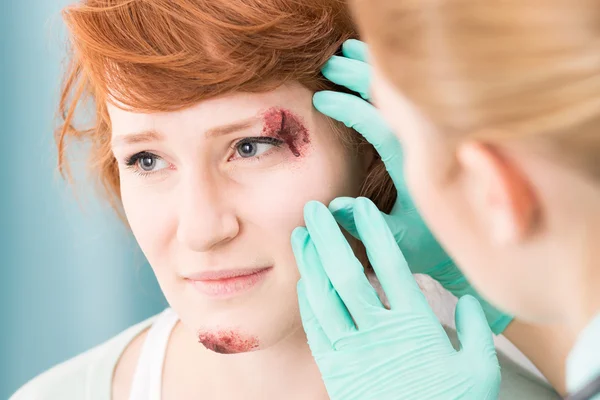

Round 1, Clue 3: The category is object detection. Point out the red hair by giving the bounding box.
[58,0,395,216]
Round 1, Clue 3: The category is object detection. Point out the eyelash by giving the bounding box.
[124,151,160,178]
[123,136,285,177]
[230,136,283,160]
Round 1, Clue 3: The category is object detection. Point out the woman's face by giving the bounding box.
[109,83,368,353]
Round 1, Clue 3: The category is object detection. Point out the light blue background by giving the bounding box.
[1,1,167,397]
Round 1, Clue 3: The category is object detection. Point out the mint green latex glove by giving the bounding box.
[314,39,513,334]
[292,198,501,400]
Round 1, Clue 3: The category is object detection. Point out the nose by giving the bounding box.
[176,173,240,252]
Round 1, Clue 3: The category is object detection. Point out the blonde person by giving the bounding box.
[294,1,600,399]
[9,1,559,399]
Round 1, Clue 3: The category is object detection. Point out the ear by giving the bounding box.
[457,141,539,244]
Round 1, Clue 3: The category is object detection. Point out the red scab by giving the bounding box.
[197,329,260,354]
[262,107,310,157]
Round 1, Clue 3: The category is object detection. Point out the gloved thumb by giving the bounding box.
[455,296,502,398]
[455,295,497,360]
[328,197,404,240]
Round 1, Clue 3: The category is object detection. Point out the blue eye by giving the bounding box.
[238,142,258,157]
[139,155,157,171]
[235,137,283,158]
[125,151,168,174]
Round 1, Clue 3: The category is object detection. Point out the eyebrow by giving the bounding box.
[205,118,257,138]
[111,130,162,147]
[111,116,259,148]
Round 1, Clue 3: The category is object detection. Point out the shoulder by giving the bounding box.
[444,326,561,399]
[111,316,154,400]
[496,350,562,399]
[10,312,162,400]
[371,273,560,397]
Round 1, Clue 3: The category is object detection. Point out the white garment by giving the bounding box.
[129,308,178,400]
[11,303,561,400]
[566,313,600,399]
[9,313,161,400]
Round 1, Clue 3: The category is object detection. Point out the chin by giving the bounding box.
[196,327,262,354]
[192,311,303,354]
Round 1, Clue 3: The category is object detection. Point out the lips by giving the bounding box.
[186,267,271,281]
[185,267,272,298]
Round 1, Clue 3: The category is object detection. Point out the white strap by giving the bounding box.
[129,308,179,400]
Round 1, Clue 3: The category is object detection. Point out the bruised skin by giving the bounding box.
[197,330,260,354]
[262,107,311,157]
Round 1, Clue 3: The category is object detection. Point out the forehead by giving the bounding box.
[107,83,312,135]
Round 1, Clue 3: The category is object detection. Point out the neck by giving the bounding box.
[556,174,600,336]
[569,260,600,337]
[563,216,600,337]
[503,319,574,395]
[504,209,600,396]
[164,320,328,399]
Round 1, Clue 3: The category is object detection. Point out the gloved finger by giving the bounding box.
[291,227,356,341]
[466,292,514,335]
[353,197,433,315]
[303,201,385,328]
[321,55,371,100]
[297,279,332,354]
[454,295,499,363]
[328,196,406,241]
[312,91,415,211]
[455,296,501,397]
[341,39,369,63]
[327,197,359,238]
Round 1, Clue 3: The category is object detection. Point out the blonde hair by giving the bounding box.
[351,0,600,179]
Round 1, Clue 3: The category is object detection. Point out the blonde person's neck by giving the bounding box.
[560,197,600,337]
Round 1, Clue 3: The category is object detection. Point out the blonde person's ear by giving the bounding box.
[456,140,539,245]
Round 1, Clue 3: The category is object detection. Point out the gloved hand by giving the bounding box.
[313,39,513,334]
[292,198,501,400]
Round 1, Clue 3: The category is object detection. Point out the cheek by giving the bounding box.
[403,137,438,209]
[404,139,458,244]
[405,156,444,229]
[235,145,362,246]
[118,175,174,264]
[405,141,495,292]
[117,131,363,272]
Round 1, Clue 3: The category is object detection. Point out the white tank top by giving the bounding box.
[128,308,179,400]
[124,283,555,400]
